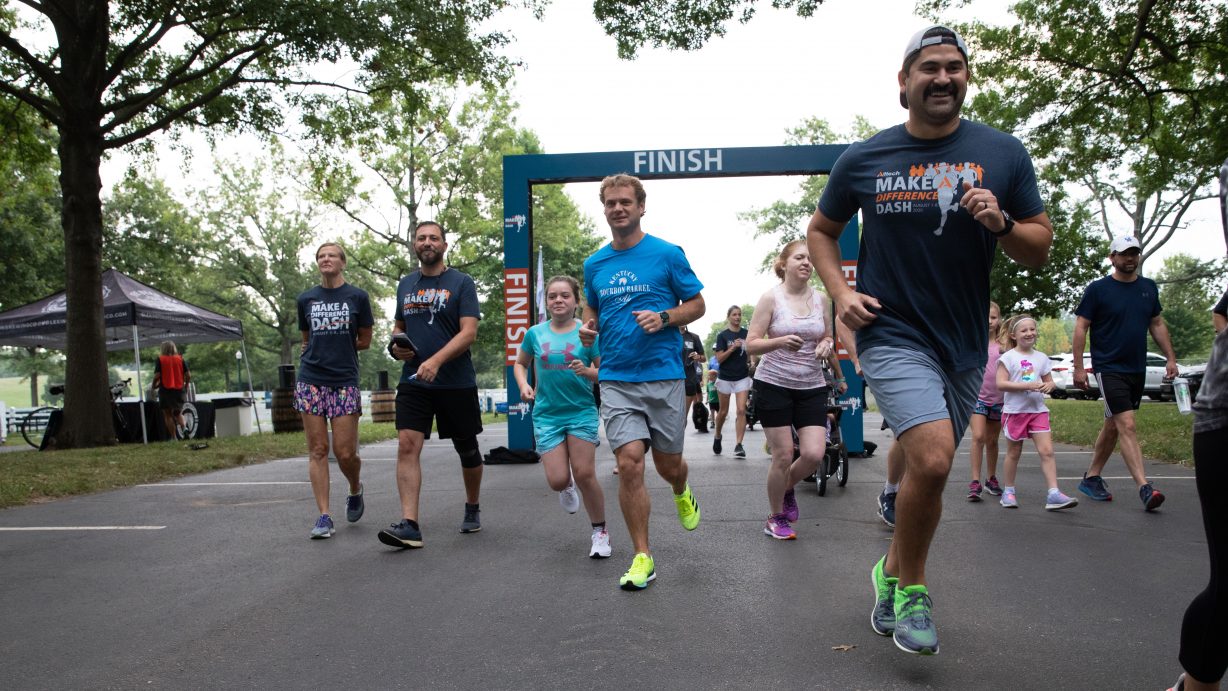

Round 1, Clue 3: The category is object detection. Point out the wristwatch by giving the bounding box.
[989,210,1015,238]
[658,310,671,326]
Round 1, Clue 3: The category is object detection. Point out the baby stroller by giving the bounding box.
[801,384,849,496]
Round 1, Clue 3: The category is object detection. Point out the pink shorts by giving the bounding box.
[1001,411,1051,441]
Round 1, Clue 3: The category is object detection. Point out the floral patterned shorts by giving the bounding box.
[292,382,362,419]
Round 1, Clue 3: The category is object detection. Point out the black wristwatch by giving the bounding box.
[989,210,1015,238]
[658,310,671,326]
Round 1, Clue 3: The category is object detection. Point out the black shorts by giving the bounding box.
[685,379,700,397]
[1096,371,1145,417]
[158,387,184,411]
[395,384,483,439]
[751,379,829,429]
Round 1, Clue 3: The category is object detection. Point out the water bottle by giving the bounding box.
[1174,377,1192,414]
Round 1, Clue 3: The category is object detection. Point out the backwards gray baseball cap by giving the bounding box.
[899,25,969,108]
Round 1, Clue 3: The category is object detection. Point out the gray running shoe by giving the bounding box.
[378,518,423,549]
[345,483,365,523]
[870,555,896,636]
[893,585,940,655]
[460,503,481,533]
[310,514,334,539]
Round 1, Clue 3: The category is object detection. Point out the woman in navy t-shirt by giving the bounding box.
[294,242,375,540]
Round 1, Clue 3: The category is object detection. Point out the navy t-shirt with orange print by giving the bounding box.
[818,119,1044,372]
[395,267,481,389]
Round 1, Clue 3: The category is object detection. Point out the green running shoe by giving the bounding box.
[619,552,656,590]
[893,584,940,655]
[870,555,897,636]
[673,484,700,531]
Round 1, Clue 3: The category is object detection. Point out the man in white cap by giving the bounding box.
[807,25,1053,655]
[1072,234,1178,511]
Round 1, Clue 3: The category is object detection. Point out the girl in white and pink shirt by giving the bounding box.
[995,315,1078,511]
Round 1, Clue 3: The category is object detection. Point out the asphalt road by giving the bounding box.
[0,412,1205,689]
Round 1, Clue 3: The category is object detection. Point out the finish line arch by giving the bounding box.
[501,144,864,452]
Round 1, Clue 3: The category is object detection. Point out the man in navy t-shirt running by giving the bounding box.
[807,26,1053,655]
[1072,235,1178,510]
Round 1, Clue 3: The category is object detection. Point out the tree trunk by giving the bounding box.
[52,2,115,448]
[29,371,39,407]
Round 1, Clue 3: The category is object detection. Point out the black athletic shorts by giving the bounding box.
[751,379,829,429]
[685,379,700,397]
[1096,371,1144,417]
[395,384,483,439]
[158,387,184,411]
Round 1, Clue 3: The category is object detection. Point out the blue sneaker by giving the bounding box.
[870,556,897,636]
[1140,483,1165,512]
[309,514,334,539]
[378,518,424,549]
[893,585,940,655]
[1077,474,1113,501]
[877,489,897,528]
[345,483,365,523]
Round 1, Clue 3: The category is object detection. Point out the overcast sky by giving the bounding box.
[109,0,1223,340]
[487,0,1224,337]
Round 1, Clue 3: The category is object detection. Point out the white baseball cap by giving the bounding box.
[1109,236,1141,253]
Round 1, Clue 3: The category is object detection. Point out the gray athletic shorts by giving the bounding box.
[599,379,687,454]
[860,345,981,446]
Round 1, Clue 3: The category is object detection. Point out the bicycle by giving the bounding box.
[20,378,132,448]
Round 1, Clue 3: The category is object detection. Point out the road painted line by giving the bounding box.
[0,526,166,531]
[1057,476,1194,481]
[136,481,310,487]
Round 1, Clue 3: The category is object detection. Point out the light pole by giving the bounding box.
[235,350,243,392]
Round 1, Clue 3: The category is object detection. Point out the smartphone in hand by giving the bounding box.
[391,332,419,352]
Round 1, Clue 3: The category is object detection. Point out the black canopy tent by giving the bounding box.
[0,268,260,442]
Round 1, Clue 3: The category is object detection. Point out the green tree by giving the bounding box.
[196,146,318,371]
[0,95,61,311]
[1152,253,1224,359]
[103,173,207,298]
[593,0,826,57]
[303,83,599,387]
[929,0,1228,269]
[1035,317,1072,355]
[0,0,524,447]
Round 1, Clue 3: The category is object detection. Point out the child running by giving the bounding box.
[967,301,1005,501]
[514,275,611,558]
[994,315,1078,511]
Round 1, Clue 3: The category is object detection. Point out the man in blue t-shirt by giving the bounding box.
[1072,234,1178,511]
[807,26,1053,656]
[580,174,705,591]
[378,221,485,550]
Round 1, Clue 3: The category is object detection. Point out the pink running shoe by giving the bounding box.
[967,480,983,502]
[763,513,796,540]
[782,488,799,523]
[984,476,1003,496]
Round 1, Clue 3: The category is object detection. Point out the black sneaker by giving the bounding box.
[713,436,723,455]
[345,483,365,523]
[460,503,481,533]
[734,443,746,458]
[378,519,423,549]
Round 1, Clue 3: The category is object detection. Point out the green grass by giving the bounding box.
[0,413,503,509]
[1047,399,1195,466]
[0,376,36,408]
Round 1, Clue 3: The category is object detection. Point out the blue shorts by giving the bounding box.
[973,398,1004,422]
[534,416,600,453]
[860,346,982,446]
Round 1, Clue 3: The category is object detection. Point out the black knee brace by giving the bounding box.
[453,437,483,468]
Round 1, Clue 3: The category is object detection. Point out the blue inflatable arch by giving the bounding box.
[501,145,863,451]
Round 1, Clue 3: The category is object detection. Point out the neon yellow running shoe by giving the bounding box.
[674,484,700,531]
[619,552,656,590]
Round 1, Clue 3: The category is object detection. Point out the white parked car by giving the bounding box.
[1048,352,1099,400]
[1144,351,1172,400]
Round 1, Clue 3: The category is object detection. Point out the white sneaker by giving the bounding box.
[589,527,611,558]
[559,480,580,514]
